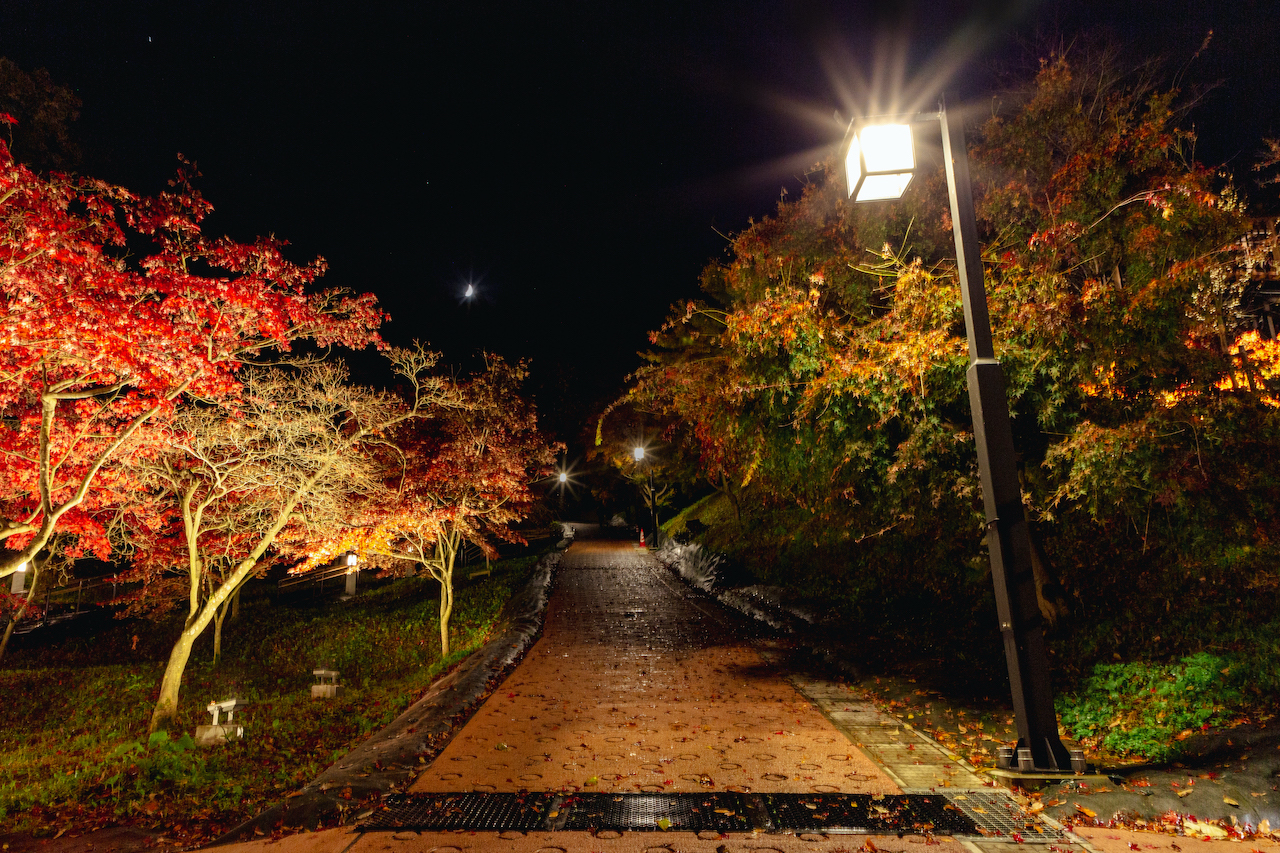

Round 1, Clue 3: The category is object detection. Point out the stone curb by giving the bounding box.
[209,551,561,845]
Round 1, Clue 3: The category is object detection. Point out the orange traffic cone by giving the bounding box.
[639,529,646,548]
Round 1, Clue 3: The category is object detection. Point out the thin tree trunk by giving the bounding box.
[212,597,230,666]
[439,535,457,658]
[152,620,201,732]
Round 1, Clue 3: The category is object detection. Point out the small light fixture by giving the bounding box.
[344,552,358,567]
[845,123,916,202]
[633,446,644,462]
[14,561,27,573]
[558,472,568,484]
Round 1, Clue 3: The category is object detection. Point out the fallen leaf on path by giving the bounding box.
[1075,804,1097,819]
[657,817,671,830]
[1224,796,1241,807]
[1184,818,1228,839]
[1177,789,1194,798]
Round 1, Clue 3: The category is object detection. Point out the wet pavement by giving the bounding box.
[205,531,1279,853]
[407,540,896,798]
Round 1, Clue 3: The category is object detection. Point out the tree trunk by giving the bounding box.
[151,619,203,732]
[439,537,457,658]
[212,598,229,666]
[150,559,258,732]
[1028,530,1069,628]
[439,579,452,658]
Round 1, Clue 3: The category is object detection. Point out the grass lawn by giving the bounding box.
[0,554,543,844]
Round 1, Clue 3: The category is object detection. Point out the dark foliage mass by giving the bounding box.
[627,50,1280,737]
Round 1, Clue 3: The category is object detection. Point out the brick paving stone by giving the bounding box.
[409,541,897,797]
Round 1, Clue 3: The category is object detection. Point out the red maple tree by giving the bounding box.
[0,135,384,579]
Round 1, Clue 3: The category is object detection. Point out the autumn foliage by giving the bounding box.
[0,120,557,731]
[0,136,384,580]
[629,54,1280,665]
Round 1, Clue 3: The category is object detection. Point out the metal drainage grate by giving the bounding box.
[359,792,556,831]
[360,791,1057,838]
[561,792,754,832]
[763,794,976,835]
[945,791,1069,841]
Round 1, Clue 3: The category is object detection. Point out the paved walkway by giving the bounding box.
[210,537,1279,853]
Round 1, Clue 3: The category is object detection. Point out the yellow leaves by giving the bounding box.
[1079,361,1119,399]
[1215,331,1280,406]
[1183,818,1228,839]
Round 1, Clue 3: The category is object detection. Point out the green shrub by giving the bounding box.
[1057,652,1245,761]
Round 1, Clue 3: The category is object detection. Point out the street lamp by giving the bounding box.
[10,560,27,596]
[633,446,657,548]
[842,102,1072,773]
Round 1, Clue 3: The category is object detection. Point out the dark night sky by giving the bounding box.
[3,0,1279,449]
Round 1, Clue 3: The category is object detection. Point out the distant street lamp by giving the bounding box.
[343,551,358,596]
[633,446,657,547]
[10,560,27,596]
[841,101,1072,772]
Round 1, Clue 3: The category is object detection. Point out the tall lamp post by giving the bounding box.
[841,102,1072,772]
